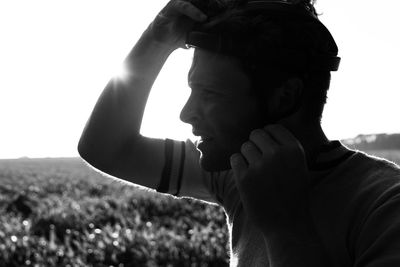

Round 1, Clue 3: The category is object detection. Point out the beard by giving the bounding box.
[197,112,274,172]
[197,130,250,172]
[199,148,233,172]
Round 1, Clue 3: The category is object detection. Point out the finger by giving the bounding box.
[171,0,207,21]
[249,129,278,155]
[264,124,303,149]
[230,153,247,178]
[240,141,262,164]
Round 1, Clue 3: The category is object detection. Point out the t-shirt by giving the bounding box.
[156,138,400,267]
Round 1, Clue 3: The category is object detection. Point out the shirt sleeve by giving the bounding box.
[155,138,235,206]
[353,183,400,267]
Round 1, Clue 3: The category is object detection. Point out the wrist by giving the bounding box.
[141,26,180,54]
[122,29,176,79]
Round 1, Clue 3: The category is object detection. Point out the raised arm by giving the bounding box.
[78,0,207,189]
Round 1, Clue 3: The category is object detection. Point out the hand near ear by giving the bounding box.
[230,124,312,235]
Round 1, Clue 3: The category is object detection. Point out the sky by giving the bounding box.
[0,0,399,159]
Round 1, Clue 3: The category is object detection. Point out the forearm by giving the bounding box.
[263,221,332,267]
[78,29,174,168]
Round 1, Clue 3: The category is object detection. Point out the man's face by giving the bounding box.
[180,49,267,171]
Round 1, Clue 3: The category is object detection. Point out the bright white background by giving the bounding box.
[0,0,399,159]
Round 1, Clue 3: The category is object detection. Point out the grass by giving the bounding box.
[0,158,229,266]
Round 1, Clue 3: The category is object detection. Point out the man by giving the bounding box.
[78,0,400,266]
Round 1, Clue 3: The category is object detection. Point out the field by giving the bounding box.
[0,150,399,267]
[0,158,229,267]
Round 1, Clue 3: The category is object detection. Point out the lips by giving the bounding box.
[192,130,212,139]
[192,130,213,148]
[200,136,213,142]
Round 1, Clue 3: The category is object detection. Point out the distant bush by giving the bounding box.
[0,158,229,266]
[342,133,400,151]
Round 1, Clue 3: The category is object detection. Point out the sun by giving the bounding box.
[112,63,129,80]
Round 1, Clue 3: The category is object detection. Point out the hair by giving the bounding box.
[187,0,338,122]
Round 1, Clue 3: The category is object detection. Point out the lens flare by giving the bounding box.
[113,63,129,80]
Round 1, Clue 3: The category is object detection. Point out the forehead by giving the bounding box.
[188,49,251,95]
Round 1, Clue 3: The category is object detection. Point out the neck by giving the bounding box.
[279,119,330,166]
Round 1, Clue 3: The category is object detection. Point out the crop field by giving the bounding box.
[0,158,229,267]
[0,150,399,267]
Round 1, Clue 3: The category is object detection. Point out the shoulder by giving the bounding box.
[347,150,400,187]
[310,149,400,264]
[310,148,400,233]
[323,148,400,186]
[350,150,400,211]
[345,152,400,264]
[331,150,400,209]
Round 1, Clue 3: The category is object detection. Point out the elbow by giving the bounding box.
[77,136,110,172]
[77,134,132,174]
[77,137,89,162]
[77,137,95,166]
[77,131,142,174]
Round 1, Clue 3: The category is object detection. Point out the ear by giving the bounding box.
[267,77,304,120]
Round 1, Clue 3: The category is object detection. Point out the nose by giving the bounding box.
[180,93,200,125]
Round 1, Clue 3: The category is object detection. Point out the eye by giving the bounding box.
[201,89,223,100]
